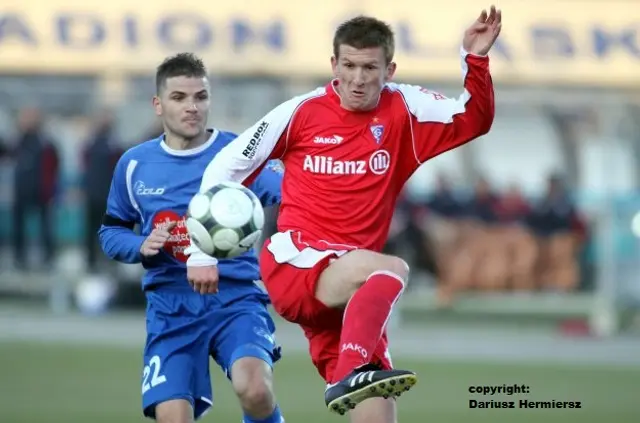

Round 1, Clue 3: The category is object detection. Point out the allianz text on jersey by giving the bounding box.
[0,0,638,86]
[303,151,391,176]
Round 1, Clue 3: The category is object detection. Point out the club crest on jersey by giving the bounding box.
[370,124,384,144]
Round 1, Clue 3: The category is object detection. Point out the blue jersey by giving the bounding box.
[98,129,283,292]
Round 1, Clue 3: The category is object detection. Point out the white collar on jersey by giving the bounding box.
[159,128,219,157]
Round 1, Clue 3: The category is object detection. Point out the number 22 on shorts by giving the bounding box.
[142,355,167,394]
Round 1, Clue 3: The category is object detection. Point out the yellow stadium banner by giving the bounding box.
[0,0,639,87]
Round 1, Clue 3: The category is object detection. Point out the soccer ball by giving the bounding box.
[185,181,265,259]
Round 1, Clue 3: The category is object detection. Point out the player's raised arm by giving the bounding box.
[98,155,145,263]
[395,6,501,164]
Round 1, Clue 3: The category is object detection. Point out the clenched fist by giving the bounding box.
[140,221,177,257]
[187,265,219,294]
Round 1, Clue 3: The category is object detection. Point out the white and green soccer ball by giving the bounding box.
[186,181,265,259]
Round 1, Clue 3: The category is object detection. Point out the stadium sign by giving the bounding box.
[0,0,637,87]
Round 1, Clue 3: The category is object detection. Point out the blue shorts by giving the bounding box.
[141,287,281,420]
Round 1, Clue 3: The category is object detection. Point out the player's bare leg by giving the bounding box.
[231,357,283,423]
[155,399,194,423]
[349,398,396,423]
[315,250,408,308]
[316,250,417,415]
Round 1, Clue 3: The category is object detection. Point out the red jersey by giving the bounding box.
[198,48,494,257]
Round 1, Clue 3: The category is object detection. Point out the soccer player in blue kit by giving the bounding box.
[98,53,286,423]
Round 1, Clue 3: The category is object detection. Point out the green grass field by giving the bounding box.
[0,341,637,423]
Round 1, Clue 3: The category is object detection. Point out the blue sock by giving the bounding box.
[243,405,284,423]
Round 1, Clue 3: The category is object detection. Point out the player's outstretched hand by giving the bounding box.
[463,5,502,56]
[140,221,177,257]
[187,266,220,294]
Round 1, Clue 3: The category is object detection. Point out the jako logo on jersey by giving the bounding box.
[134,181,165,196]
[314,135,343,145]
[303,150,391,175]
[243,121,269,159]
[341,343,368,359]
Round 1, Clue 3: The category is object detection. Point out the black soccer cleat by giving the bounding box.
[325,364,418,415]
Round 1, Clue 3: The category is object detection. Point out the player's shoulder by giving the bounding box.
[116,136,163,166]
[383,83,451,121]
[120,136,163,160]
[288,86,328,107]
[269,86,329,119]
[385,83,448,102]
[213,129,239,148]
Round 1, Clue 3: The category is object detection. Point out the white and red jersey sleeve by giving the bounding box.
[389,47,495,165]
[187,88,325,267]
[199,87,326,193]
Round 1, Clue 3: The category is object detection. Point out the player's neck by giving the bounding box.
[164,131,209,151]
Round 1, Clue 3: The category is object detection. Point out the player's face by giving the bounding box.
[153,76,210,140]
[331,44,396,111]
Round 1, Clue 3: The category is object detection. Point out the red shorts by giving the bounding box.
[260,231,393,382]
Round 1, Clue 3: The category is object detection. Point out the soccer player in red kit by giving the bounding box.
[186,6,502,421]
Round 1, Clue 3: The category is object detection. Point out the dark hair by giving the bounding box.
[155,53,207,94]
[333,16,395,64]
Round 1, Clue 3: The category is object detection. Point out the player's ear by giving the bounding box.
[152,96,162,117]
[330,56,339,77]
[385,62,397,82]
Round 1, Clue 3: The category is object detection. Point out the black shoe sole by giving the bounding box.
[326,373,418,416]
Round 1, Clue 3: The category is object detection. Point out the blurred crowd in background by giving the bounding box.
[0,105,596,308]
[0,7,639,423]
[0,1,639,319]
[0,107,160,274]
[388,172,588,306]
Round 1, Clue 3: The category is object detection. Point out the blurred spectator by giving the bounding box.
[81,109,123,272]
[494,184,538,291]
[420,174,465,301]
[461,177,508,292]
[425,173,465,218]
[11,107,59,270]
[527,174,584,291]
[422,173,590,304]
[0,136,7,159]
[385,190,436,283]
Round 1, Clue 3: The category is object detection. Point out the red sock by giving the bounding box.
[332,271,405,383]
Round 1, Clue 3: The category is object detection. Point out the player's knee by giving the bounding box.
[236,380,274,416]
[354,251,409,283]
[379,255,410,283]
[231,357,276,417]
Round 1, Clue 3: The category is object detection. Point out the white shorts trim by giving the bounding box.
[266,231,350,269]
